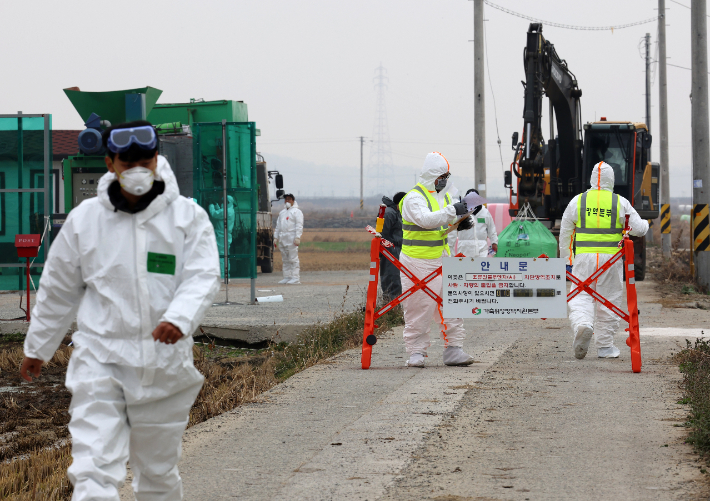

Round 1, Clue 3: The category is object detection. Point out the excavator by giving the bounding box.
[506,23,659,280]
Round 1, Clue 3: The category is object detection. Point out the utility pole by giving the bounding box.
[691,0,710,287]
[359,136,364,211]
[645,32,654,244]
[659,0,672,257]
[473,0,487,199]
[645,33,652,159]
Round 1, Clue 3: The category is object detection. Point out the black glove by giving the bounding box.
[457,216,474,231]
[453,202,468,215]
[472,205,482,216]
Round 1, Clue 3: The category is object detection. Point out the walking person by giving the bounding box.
[379,192,406,301]
[455,189,499,257]
[559,161,648,359]
[398,152,480,368]
[274,194,304,284]
[20,121,221,500]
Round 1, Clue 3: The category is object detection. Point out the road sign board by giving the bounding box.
[442,256,567,319]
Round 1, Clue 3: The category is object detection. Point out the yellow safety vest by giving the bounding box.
[399,184,452,259]
[575,189,623,254]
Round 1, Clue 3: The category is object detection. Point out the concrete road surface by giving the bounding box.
[116,279,710,500]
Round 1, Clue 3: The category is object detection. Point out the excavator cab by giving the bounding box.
[582,120,659,219]
[582,120,659,280]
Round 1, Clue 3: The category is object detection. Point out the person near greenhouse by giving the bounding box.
[455,188,499,257]
[559,161,648,360]
[274,193,304,284]
[19,121,221,501]
[379,191,406,301]
[398,152,479,368]
[209,195,236,276]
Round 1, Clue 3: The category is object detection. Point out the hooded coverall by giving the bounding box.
[209,196,235,276]
[23,156,221,501]
[455,205,498,257]
[379,196,403,300]
[274,201,304,282]
[559,162,648,351]
[399,152,467,356]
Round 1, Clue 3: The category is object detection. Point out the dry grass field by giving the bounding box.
[272,228,373,272]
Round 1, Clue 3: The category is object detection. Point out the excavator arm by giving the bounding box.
[513,23,583,219]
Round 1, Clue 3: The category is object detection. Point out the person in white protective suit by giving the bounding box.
[274,194,304,284]
[559,161,648,359]
[455,188,499,257]
[209,195,236,276]
[399,152,480,367]
[19,121,221,501]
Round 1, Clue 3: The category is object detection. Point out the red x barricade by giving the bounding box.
[565,215,641,373]
[361,225,458,369]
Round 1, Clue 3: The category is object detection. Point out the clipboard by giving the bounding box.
[443,192,488,235]
[444,210,475,235]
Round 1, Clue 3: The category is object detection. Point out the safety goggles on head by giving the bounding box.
[107,126,158,154]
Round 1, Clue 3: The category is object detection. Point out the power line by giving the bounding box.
[484,0,658,31]
[666,62,710,74]
[261,139,483,146]
[389,140,474,146]
[669,0,710,17]
[483,12,505,174]
[259,139,359,145]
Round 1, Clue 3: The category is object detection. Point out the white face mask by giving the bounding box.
[119,167,155,196]
[285,202,292,209]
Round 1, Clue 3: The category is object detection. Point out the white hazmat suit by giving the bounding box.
[209,195,236,276]
[274,201,304,284]
[24,155,221,501]
[400,152,472,366]
[559,162,648,358]
[455,205,498,257]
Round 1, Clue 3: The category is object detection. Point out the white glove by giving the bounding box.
[294,238,301,246]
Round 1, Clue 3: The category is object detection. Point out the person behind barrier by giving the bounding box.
[455,188,499,257]
[559,161,648,360]
[398,152,480,368]
[19,121,221,500]
[379,191,406,301]
[274,194,304,284]
[209,194,236,276]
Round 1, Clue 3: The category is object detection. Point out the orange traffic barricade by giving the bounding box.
[565,214,642,373]
[361,206,451,369]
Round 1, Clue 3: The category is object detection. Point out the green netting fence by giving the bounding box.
[0,115,52,290]
[192,122,256,280]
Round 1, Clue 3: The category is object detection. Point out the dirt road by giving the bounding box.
[120,279,710,500]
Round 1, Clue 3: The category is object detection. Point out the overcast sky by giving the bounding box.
[1,0,703,199]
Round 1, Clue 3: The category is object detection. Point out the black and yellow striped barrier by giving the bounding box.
[694,204,710,251]
[661,204,671,234]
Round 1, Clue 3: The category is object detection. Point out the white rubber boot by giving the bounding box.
[598,346,621,358]
[573,324,594,360]
[443,346,475,366]
[278,278,290,284]
[406,353,426,368]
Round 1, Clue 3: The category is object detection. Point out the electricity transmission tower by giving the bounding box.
[369,64,394,196]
